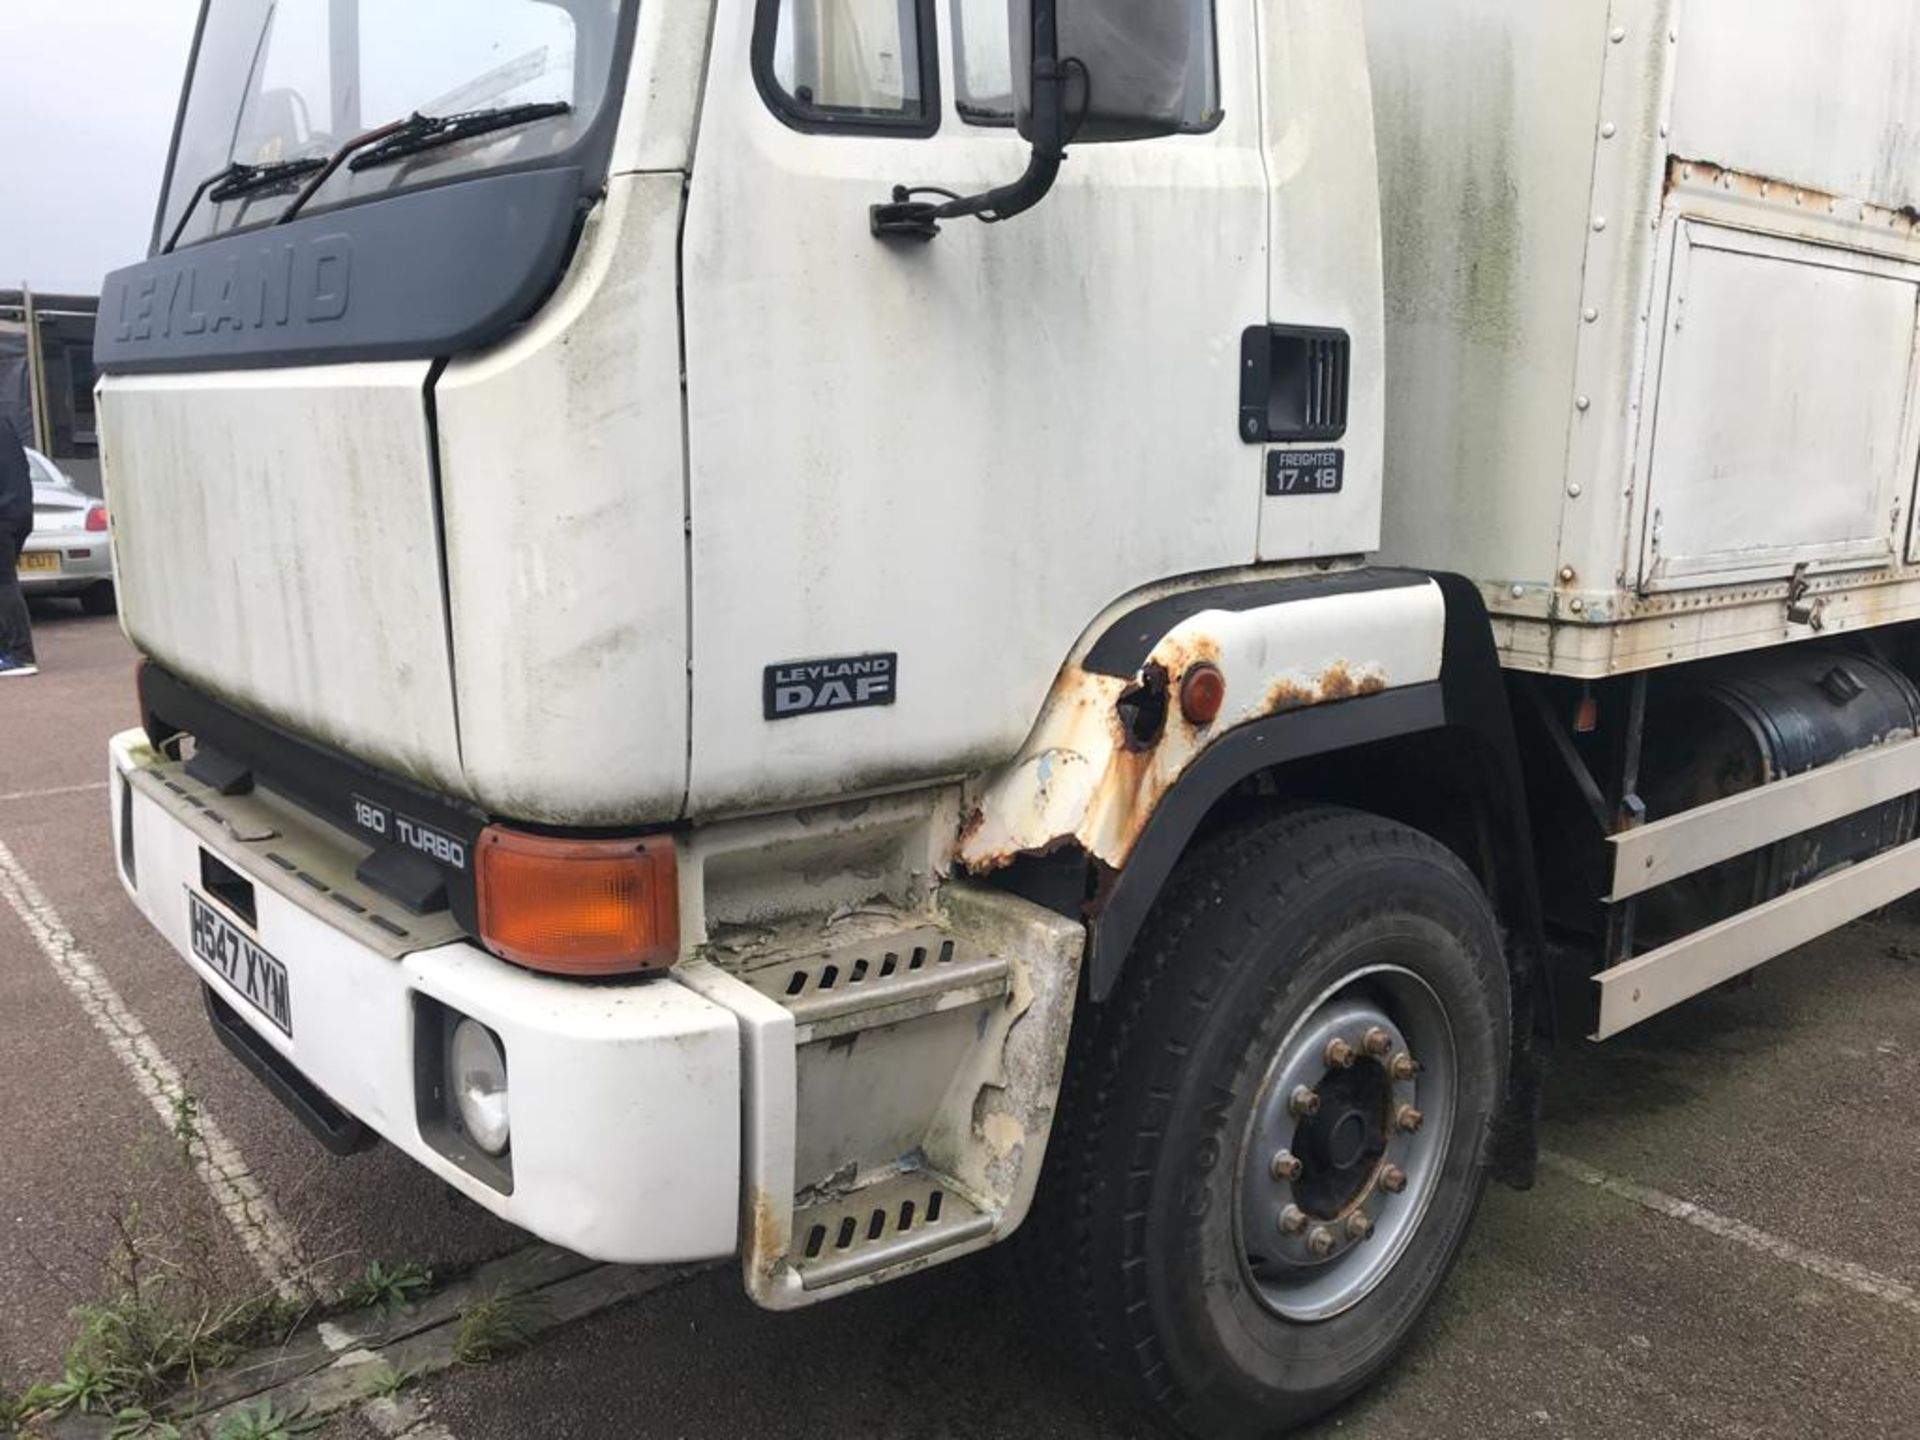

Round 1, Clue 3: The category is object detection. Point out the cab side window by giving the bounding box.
[754,0,941,134]
[952,0,1013,121]
[951,0,1223,130]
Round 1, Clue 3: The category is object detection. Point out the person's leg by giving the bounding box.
[0,531,36,667]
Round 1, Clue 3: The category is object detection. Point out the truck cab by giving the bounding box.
[99,1,1920,1434]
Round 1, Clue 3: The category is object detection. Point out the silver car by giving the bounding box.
[20,448,116,615]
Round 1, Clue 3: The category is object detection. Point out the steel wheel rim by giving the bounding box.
[1234,963,1457,1322]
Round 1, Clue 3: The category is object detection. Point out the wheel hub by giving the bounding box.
[1236,967,1456,1322]
[1293,1066,1387,1215]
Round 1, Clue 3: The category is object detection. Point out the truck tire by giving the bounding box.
[1029,806,1509,1437]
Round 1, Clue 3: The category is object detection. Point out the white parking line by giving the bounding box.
[0,835,312,1300]
[1541,1150,1920,1319]
[0,780,109,804]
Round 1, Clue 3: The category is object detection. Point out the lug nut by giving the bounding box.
[1307,1226,1337,1257]
[1325,1037,1356,1069]
[1346,1212,1375,1242]
[1394,1104,1425,1134]
[1363,1027,1394,1058]
[1389,1052,1418,1081]
[1278,1205,1309,1235]
[1379,1164,1408,1194]
[1289,1085,1322,1118]
[1270,1149,1303,1183]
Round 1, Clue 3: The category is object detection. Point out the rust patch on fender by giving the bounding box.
[960,830,1082,876]
[1114,661,1172,751]
[1266,678,1315,713]
[1154,632,1223,673]
[959,646,1391,876]
[1076,706,1193,863]
[956,805,987,849]
[750,1186,784,1272]
[1264,662,1386,714]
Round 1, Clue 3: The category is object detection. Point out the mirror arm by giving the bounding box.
[871,0,1071,241]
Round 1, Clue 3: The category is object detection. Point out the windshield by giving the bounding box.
[159,0,627,251]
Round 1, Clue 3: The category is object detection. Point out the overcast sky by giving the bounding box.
[2,1,200,295]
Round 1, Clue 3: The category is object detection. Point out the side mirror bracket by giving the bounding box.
[870,0,1076,241]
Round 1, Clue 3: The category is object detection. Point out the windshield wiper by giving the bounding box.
[162,101,574,252]
[162,157,329,253]
[211,157,328,202]
[347,102,572,173]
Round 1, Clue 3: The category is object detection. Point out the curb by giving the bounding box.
[44,1245,712,1437]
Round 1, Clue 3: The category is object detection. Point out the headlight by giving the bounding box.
[450,1018,510,1156]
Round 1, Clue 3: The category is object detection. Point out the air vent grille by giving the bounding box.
[1305,334,1349,436]
[1240,324,1353,444]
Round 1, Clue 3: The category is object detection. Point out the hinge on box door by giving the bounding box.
[1786,563,1826,631]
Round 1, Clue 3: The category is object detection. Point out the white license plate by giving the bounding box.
[187,890,292,1035]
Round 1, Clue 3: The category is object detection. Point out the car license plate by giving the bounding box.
[18,551,58,573]
[187,890,291,1035]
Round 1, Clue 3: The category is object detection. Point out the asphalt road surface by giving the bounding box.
[5,608,1919,1438]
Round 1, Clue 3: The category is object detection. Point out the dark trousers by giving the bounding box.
[0,528,34,665]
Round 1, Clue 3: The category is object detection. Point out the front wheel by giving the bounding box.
[1030,807,1510,1438]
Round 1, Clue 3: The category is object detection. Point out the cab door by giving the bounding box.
[682,0,1269,816]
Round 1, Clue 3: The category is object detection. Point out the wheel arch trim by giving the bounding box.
[958,571,1448,878]
[1078,572,1545,1002]
[1087,684,1446,1000]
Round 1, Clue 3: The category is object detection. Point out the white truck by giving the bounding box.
[96,0,1920,1432]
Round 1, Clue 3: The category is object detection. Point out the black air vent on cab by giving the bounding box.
[1240,324,1351,444]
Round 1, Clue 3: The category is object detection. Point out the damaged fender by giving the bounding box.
[955,569,1543,1004]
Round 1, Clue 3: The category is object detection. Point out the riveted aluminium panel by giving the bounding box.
[1636,224,1920,591]
[1362,0,1620,596]
[1367,0,1920,674]
[1667,0,1920,218]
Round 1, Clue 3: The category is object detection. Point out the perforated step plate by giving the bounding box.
[738,925,1010,1042]
[791,1170,991,1291]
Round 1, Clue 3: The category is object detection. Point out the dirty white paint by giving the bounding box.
[1635,223,1920,590]
[1363,0,1618,602]
[0,832,311,1298]
[718,885,1085,1311]
[961,575,1445,871]
[1667,0,1920,217]
[607,0,715,174]
[434,173,691,823]
[99,362,466,794]
[1511,570,1920,680]
[112,730,745,1265]
[680,0,1289,819]
[1256,1,1387,565]
[1364,0,1920,674]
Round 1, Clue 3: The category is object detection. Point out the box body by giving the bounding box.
[1365,0,1920,674]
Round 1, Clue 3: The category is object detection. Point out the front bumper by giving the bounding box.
[21,537,112,594]
[109,728,742,1264]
